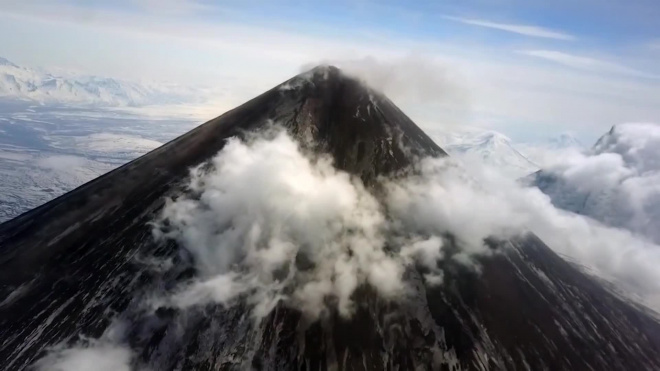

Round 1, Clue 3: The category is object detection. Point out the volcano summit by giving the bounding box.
[1,66,660,370]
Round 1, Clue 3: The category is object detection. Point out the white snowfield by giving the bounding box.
[55,133,164,158]
[0,132,164,222]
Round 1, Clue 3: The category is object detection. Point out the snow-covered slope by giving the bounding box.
[532,123,660,243]
[434,129,539,178]
[0,57,199,107]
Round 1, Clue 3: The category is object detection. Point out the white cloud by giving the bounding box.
[32,342,133,371]
[151,129,660,321]
[153,130,410,320]
[301,55,471,126]
[444,16,576,40]
[385,158,525,255]
[30,314,139,371]
[442,154,660,310]
[557,152,632,190]
[593,122,660,172]
[538,122,660,244]
[520,50,659,78]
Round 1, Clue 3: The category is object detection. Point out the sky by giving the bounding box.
[1,0,659,142]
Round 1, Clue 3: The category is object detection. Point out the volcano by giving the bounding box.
[1,66,660,371]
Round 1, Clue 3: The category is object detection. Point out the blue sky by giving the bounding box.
[0,0,659,143]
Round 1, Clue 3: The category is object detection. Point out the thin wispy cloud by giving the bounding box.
[444,16,576,41]
[520,50,659,79]
[128,0,212,15]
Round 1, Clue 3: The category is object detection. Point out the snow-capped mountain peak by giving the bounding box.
[432,128,539,178]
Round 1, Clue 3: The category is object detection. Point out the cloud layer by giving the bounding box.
[537,123,660,244]
[153,129,660,317]
[152,130,505,321]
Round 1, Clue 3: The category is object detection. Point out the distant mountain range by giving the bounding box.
[412,124,658,244]
[0,56,202,107]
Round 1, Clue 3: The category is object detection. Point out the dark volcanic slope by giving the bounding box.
[1,67,660,371]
